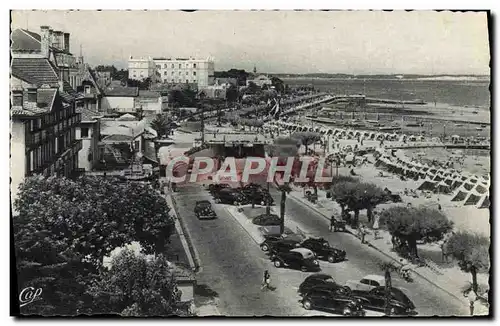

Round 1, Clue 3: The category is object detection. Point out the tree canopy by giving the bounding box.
[445,231,490,292]
[13,175,177,315]
[87,248,183,316]
[150,114,174,138]
[380,206,453,258]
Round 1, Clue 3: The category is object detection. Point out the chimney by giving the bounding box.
[63,33,70,52]
[53,31,63,50]
[40,25,50,58]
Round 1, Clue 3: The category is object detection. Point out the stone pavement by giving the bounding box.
[286,185,489,315]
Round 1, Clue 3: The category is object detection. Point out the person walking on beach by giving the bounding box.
[261,270,271,291]
[466,289,478,316]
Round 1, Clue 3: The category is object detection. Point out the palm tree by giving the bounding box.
[150,114,171,139]
[292,132,322,155]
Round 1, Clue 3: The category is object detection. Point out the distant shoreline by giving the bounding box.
[279,76,490,82]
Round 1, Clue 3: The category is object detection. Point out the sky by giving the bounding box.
[10,10,490,75]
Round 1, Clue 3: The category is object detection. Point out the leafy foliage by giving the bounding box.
[13,175,176,314]
[127,77,152,90]
[291,132,322,153]
[226,84,239,103]
[150,114,173,138]
[168,86,197,108]
[445,231,490,291]
[380,206,453,258]
[87,249,182,316]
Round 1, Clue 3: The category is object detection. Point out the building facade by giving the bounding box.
[10,25,83,204]
[128,56,156,82]
[76,108,102,171]
[101,86,139,113]
[152,57,215,88]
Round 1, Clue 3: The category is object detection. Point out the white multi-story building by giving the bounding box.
[152,57,215,88]
[128,56,156,81]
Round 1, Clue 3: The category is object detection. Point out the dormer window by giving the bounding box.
[84,85,91,94]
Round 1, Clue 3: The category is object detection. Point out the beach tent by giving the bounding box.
[451,190,469,202]
[434,181,451,194]
[475,184,488,194]
[451,181,463,190]
[355,131,362,137]
[443,178,454,186]
[478,196,490,209]
[429,168,437,174]
[461,176,468,181]
[464,191,482,206]
[433,175,444,182]
[468,178,478,184]
[463,183,474,191]
[327,129,334,135]
[408,135,417,142]
[418,180,436,191]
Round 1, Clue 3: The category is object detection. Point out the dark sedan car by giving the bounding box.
[301,287,366,316]
[252,213,281,226]
[213,188,246,205]
[194,200,217,220]
[298,273,351,296]
[352,286,417,316]
[208,183,230,195]
[260,235,303,252]
[271,248,320,272]
[300,238,347,263]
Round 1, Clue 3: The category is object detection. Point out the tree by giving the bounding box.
[271,76,285,94]
[226,84,239,103]
[128,77,152,90]
[247,81,259,94]
[292,132,322,155]
[445,232,490,293]
[330,181,385,227]
[150,114,172,138]
[87,249,183,316]
[266,138,298,230]
[14,175,175,267]
[380,206,453,259]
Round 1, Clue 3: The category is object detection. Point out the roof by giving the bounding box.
[102,134,135,142]
[76,107,102,122]
[104,86,139,97]
[290,248,315,258]
[306,273,332,280]
[11,29,72,55]
[138,90,160,98]
[11,57,60,86]
[117,113,138,121]
[11,88,58,117]
[362,274,385,282]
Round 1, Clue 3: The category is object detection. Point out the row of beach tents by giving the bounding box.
[267,120,418,142]
[375,155,490,208]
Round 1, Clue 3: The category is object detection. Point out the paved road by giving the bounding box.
[173,184,332,316]
[267,187,469,316]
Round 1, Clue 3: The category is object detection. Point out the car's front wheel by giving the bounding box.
[273,260,282,268]
[327,255,336,263]
[261,244,269,251]
[343,306,352,316]
[302,299,312,310]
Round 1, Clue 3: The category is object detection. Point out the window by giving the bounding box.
[193,71,196,76]
[171,64,174,68]
[179,64,181,69]
[370,280,380,287]
[84,85,91,94]
[186,71,189,75]
[27,89,37,102]
[178,71,181,76]
[360,279,370,285]
[133,74,137,78]
[134,140,140,150]
[193,63,196,68]
[156,65,161,69]
[81,127,89,138]
[164,71,167,75]
[186,79,189,84]
[12,92,22,106]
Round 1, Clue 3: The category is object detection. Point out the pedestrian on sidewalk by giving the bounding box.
[359,224,367,244]
[466,289,478,316]
[261,270,271,291]
[329,215,336,232]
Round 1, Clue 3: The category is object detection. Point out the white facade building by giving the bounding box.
[153,57,215,88]
[128,56,156,81]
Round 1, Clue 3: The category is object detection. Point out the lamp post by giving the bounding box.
[198,91,206,145]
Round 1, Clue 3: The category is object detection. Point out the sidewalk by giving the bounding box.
[286,185,489,315]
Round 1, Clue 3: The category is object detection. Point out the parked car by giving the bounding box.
[300,238,347,263]
[345,275,386,292]
[301,287,366,316]
[194,200,217,220]
[239,184,275,205]
[352,286,417,315]
[208,183,230,195]
[271,248,320,272]
[260,235,303,252]
[263,238,301,254]
[213,188,246,205]
[298,273,350,296]
[252,213,281,226]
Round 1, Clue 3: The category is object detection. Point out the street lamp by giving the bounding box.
[198,91,207,144]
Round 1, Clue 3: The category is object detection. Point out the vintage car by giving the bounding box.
[345,274,386,292]
[194,200,217,220]
[352,286,417,316]
[300,238,347,263]
[301,287,366,316]
[271,248,320,272]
